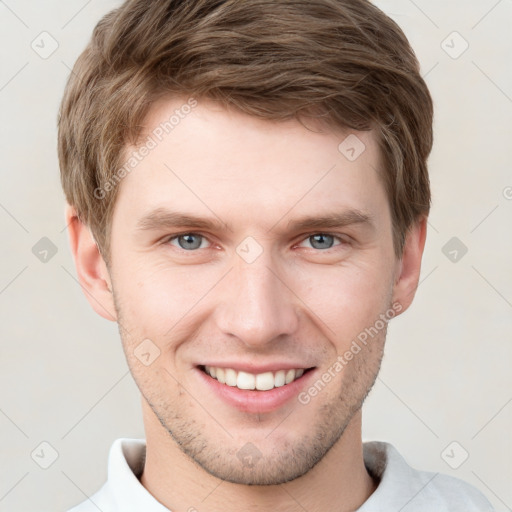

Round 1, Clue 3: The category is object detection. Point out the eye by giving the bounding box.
[164,232,347,253]
[298,233,344,250]
[167,233,211,251]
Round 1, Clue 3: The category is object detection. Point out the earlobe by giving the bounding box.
[392,217,427,314]
[65,204,117,322]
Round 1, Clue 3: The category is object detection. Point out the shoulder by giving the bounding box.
[65,483,113,512]
[361,441,494,511]
[423,471,495,511]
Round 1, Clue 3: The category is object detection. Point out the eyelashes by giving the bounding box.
[164,232,349,253]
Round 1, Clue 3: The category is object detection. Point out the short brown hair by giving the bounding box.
[58,0,433,262]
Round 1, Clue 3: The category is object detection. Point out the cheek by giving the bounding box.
[112,246,394,346]
[294,260,393,341]
[114,263,219,336]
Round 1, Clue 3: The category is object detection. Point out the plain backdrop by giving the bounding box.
[0,1,511,511]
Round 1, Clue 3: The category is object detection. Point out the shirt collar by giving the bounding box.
[108,438,170,511]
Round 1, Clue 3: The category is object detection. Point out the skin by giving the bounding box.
[67,96,427,512]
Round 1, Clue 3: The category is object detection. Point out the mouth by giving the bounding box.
[196,362,318,414]
[198,364,315,391]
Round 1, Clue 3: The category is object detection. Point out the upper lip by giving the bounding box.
[198,362,315,374]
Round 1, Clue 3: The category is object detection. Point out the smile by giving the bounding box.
[200,365,312,391]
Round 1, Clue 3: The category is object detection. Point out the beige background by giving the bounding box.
[0,1,511,511]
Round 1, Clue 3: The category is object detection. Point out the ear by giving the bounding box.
[391,216,427,315]
[65,204,117,322]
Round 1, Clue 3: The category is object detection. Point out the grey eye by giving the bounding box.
[173,233,205,250]
[308,234,336,250]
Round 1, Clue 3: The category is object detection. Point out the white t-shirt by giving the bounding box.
[67,438,494,511]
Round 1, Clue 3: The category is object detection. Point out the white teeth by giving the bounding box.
[225,368,237,387]
[204,366,307,390]
[285,369,296,384]
[274,370,286,387]
[255,372,274,391]
[237,371,256,390]
[216,367,226,384]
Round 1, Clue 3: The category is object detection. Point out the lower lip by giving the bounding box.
[195,367,317,414]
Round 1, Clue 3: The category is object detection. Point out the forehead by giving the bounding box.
[114,96,387,230]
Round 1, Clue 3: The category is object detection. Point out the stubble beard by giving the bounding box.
[113,288,387,485]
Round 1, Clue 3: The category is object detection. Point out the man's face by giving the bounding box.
[106,97,402,484]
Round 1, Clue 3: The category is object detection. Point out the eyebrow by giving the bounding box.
[135,207,375,233]
[135,208,229,232]
[284,209,374,232]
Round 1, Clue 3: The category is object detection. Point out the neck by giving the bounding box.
[139,402,377,512]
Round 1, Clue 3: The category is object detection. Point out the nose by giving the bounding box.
[214,250,300,349]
